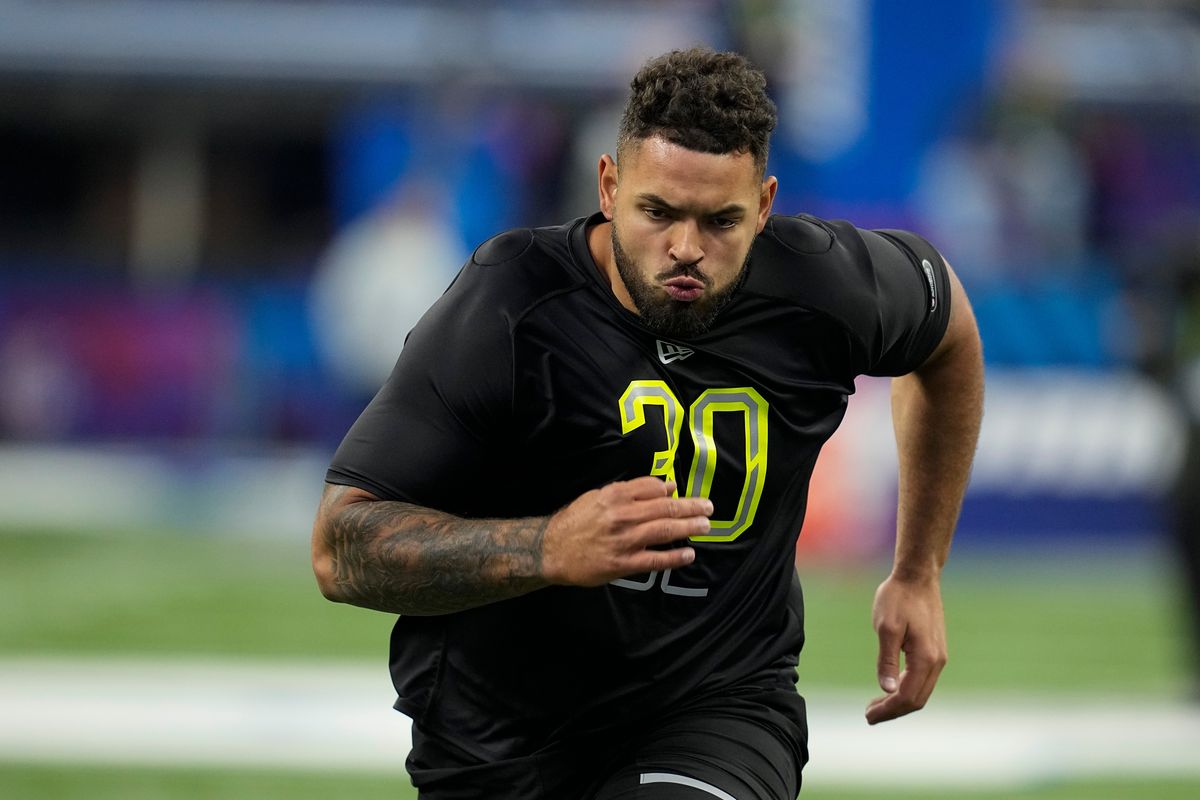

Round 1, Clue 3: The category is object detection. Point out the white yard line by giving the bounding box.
[1,657,1198,789]
[0,658,407,773]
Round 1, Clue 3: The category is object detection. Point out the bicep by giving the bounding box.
[313,482,379,543]
[854,228,953,377]
[915,258,981,372]
[310,483,379,591]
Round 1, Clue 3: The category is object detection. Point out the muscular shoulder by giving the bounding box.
[748,213,936,331]
[449,220,585,324]
[394,218,588,398]
[750,214,873,302]
[747,213,949,376]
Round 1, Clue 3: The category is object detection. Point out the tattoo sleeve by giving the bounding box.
[323,490,550,615]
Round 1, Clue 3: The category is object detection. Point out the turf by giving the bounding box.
[0,529,1196,798]
[0,529,1190,695]
[799,550,1192,695]
[0,529,394,659]
[1,762,1198,800]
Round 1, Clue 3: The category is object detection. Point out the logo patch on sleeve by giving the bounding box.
[921,259,938,312]
[656,340,694,364]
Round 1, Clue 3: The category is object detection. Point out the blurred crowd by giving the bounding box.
[0,0,1198,689]
[0,0,1195,447]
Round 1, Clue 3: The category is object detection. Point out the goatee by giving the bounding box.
[611,224,749,340]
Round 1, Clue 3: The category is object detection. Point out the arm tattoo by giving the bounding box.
[326,498,550,615]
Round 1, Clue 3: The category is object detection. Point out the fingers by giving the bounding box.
[626,545,696,574]
[627,490,713,547]
[607,480,709,575]
[602,478,713,536]
[549,477,717,586]
[864,576,948,724]
[865,620,906,725]
[598,509,709,567]
[875,621,903,695]
[865,667,924,725]
[623,475,679,500]
[616,477,710,514]
[626,495,714,525]
[865,644,946,725]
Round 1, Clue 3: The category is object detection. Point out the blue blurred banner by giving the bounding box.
[775,0,1007,215]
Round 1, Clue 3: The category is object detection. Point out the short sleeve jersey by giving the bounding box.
[326,211,951,761]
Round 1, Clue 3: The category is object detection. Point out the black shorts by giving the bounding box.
[407,681,808,800]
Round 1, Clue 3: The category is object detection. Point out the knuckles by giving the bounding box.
[875,621,903,639]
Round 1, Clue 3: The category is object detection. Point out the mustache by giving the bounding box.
[655,263,711,285]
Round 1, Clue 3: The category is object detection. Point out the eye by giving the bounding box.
[710,217,738,230]
[644,207,668,221]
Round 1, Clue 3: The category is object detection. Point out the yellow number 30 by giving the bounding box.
[618,380,768,542]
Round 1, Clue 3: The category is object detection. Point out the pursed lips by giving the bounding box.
[661,274,706,302]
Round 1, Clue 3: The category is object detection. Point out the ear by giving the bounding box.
[756,175,778,233]
[598,154,618,220]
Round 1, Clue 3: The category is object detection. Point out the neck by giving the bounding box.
[587,218,637,314]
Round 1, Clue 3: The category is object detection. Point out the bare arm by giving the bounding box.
[311,483,551,615]
[866,259,984,724]
[311,477,713,616]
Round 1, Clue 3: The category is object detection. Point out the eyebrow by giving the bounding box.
[636,193,747,217]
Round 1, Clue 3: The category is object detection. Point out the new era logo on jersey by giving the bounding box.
[656,340,694,364]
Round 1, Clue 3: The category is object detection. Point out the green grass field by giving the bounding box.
[0,529,1189,694]
[3,762,1200,800]
[0,529,1196,799]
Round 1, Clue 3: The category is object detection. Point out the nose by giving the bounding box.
[668,220,704,266]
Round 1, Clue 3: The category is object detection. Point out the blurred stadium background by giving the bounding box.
[1,0,1199,797]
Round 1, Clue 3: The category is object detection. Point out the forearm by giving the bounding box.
[890,275,984,582]
[314,486,551,616]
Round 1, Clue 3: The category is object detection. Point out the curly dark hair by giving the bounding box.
[617,47,777,174]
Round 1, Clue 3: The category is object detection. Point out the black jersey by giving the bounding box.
[326,211,950,761]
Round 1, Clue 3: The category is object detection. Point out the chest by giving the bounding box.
[509,296,854,525]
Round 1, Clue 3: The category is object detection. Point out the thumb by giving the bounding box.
[876,624,903,693]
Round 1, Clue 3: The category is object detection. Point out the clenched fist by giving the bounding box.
[542,476,713,587]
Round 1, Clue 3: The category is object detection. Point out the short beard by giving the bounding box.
[611,223,750,340]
